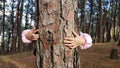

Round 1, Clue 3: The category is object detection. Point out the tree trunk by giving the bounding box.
[7,31,11,54]
[83,0,87,33]
[110,48,119,59]
[113,1,117,41]
[98,0,103,42]
[1,0,6,55]
[35,0,80,68]
[89,0,93,37]
[17,0,24,53]
[119,2,120,43]
[11,0,21,53]
[25,0,30,29]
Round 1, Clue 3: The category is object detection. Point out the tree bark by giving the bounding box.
[35,0,80,68]
[89,0,93,37]
[98,0,103,42]
[11,0,21,53]
[83,0,87,33]
[1,0,6,55]
[25,0,30,29]
[17,0,24,53]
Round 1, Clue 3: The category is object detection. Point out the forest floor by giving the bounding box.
[80,42,120,68]
[0,42,120,68]
[0,52,36,68]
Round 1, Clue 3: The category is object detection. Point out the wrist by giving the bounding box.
[81,38,86,45]
[22,29,32,43]
[79,33,92,49]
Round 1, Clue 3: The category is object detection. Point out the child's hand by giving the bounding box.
[25,28,39,41]
[64,31,85,49]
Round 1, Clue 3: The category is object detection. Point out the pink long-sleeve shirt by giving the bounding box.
[79,32,92,49]
[22,29,32,43]
[22,30,92,49]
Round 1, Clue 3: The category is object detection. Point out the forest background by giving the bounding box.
[0,0,120,68]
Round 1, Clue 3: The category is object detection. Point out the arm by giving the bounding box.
[79,32,92,49]
[64,31,92,49]
[21,28,39,43]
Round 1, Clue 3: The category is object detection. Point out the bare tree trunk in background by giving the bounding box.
[103,10,109,42]
[6,0,15,54]
[35,0,81,68]
[83,0,87,33]
[118,2,120,45]
[89,0,93,37]
[11,0,15,53]
[11,0,21,53]
[24,0,30,52]
[17,0,24,53]
[98,0,103,42]
[106,1,112,42]
[113,1,118,41]
[25,0,30,29]
[7,31,11,53]
[1,0,5,55]
[110,0,114,42]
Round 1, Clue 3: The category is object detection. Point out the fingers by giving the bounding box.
[64,40,72,44]
[32,38,38,40]
[64,37,75,44]
[31,28,39,34]
[34,34,39,38]
[70,46,76,49]
[64,37,74,41]
[64,43,76,49]
[64,39,76,49]
[64,36,76,49]
[33,29,39,33]
[31,27,36,31]
[32,35,39,40]
[64,43,74,47]
[72,31,79,37]
[33,34,39,38]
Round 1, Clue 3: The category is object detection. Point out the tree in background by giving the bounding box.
[98,0,103,42]
[0,0,120,55]
[1,0,6,55]
[82,0,87,33]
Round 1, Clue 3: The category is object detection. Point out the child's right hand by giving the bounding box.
[64,31,85,49]
[25,28,39,41]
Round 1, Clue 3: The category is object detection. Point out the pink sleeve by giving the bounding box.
[21,29,32,43]
[80,32,92,49]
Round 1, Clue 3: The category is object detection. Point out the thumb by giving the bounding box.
[31,27,36,31]
[31,27,38,33]
[34,29,39,33]
[72,31,79,37]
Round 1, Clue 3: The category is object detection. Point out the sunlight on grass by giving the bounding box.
[80,42,120,68]
[0,56,10,63]
[18,64,27,68]
[93,42,117,46]
[0,52,35,68]
[0,56,27,68]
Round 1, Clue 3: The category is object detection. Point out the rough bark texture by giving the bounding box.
[36,0,80,68]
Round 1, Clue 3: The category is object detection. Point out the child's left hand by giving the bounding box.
[25,28,39,41]
[64,31,85,49]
